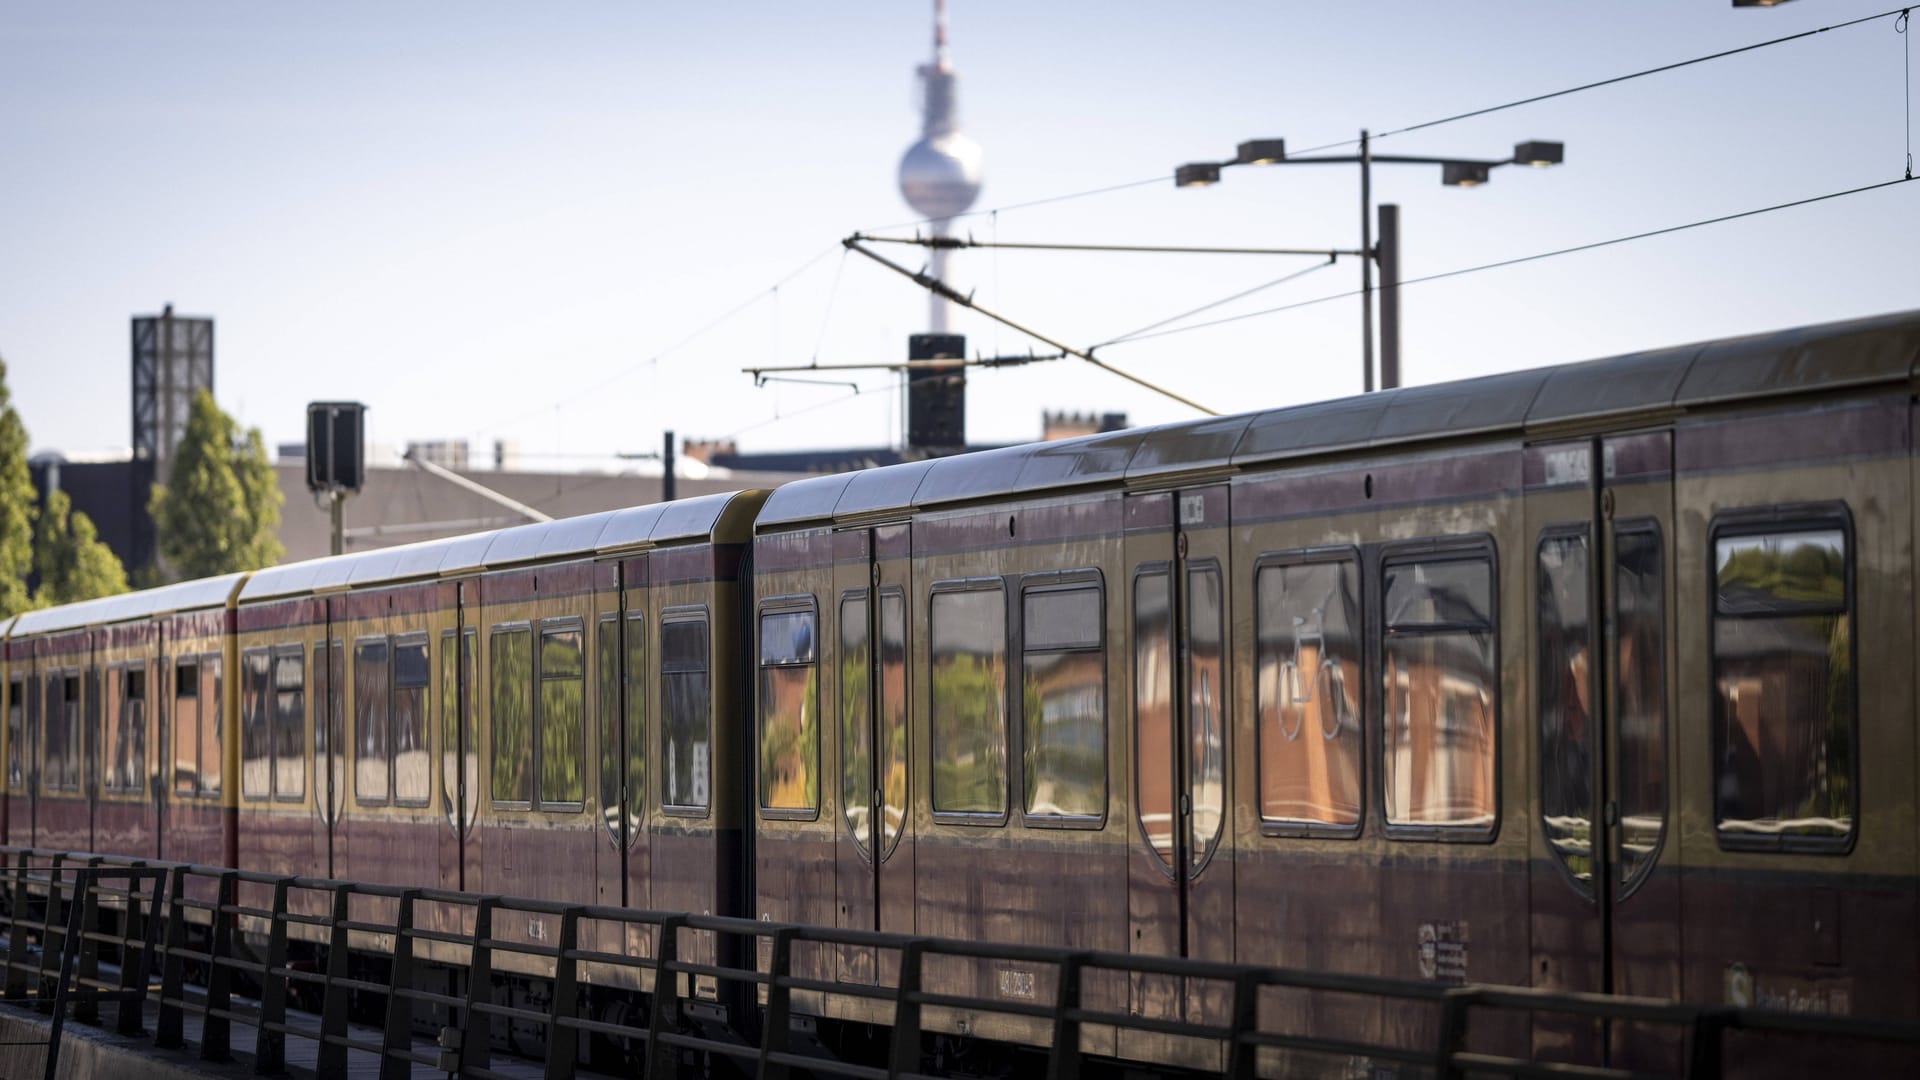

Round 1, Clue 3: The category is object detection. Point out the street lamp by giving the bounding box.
[1176,131,1565,391]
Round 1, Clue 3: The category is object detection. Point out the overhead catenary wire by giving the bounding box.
[721,377,907,442]
[1101,175,1918,348]
[1095,257,1340,348]
[842,235,1222,415]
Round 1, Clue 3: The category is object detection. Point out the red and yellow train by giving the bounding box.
[4,309,1917,1071]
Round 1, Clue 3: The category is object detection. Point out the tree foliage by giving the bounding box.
[34,489,128,605]
[0,357,36,617]
[149,389,284,580]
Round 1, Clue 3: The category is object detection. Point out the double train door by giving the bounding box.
[1125,486,1235,1038]
[1524,433,1680,1064]
[832,524,914,982]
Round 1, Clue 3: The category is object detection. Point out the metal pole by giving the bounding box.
[329,491,344,557]
[1359,130,1375,394]
[1378,203,1401,390]
[662,430,676,504]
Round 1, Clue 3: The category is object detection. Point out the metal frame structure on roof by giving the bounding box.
[757,309,1920,529]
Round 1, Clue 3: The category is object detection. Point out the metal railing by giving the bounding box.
[1,844,1916,1079]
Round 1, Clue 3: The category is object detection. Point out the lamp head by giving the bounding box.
[1442,161,1491,188]
[1512,140,1564,167]
[1175,162,1222,188]
[1235,139,1287,165]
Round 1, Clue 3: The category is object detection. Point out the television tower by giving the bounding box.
[897,0,984,334]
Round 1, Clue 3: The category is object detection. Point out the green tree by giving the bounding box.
[148,389,284,579]
[0,357,36,617]
[33,489,128,605]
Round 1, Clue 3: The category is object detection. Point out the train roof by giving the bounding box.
[7,573,249,637]
[237,489,758,604]
[758,308,1920,528]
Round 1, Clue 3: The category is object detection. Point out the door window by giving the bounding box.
[1613,523,1666,888]
[1133,571,1174,870]
[1537,530,1593,887]
[1186,564,1225,873]
[840,593,871,853]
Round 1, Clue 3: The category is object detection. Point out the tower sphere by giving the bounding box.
[898,131,983,221]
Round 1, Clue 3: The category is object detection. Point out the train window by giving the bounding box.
[315,641,344,816]
[1134,571,1174,870]
[597,615,646,838]
[202,656,223,797]
[7,678,22,789]
[930,585,1007,819]
[173,662,200,796]
[491,627,533,806]
[1187,563,1226,872]
[394,637,430,806]
[104,667,147,796]
[1380,546,1497,834]
[1256,554,1363,833]
[840,594,871,851]
[441,629,476,825]
[1020,582,1105,821]
[43,674,79,793]
[758,605,819,816]
[354,640,391,804]
[878,590,908,854]
[538,622,584,808]
[1614,523,1667,888]
[660,611,711,813]
[1537,530,1593,887]
[273,650,305,801]
[1711,515,1854,850]
[242,648,273,800]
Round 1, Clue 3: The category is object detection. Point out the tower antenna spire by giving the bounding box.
[898,0,984,334]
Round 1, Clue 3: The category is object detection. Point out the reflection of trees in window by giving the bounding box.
[1021,585,1104,818]
[758,609,818,812]
[394,639,430,804]
[7,679,23,787]
[1257,558,1362,828]
[1536,533,1592,883]
[491,629,532,804]
[354,641,390,803]
[539,627,584,806]
[840,595,870,850]
[661,615,711,811]
[878,592,908,853]
[242,649,272,798]
[272,652,303,799]
[1712,525,1852,845]
[930,588,1006,815]
[1381,554,1497,829]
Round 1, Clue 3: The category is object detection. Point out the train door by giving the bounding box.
[594,558,648,911]
[1525,433,1680,1066]
[832,524,914,982]
[436,580,478,893]
[1124,486,1235,1048]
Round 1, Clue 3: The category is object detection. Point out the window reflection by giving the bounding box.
[1536,532,1592,885]
[1713,525,1852,844]
[1134,573,1174,868]
[355,641,390,803]
[538,627,584,806]
[879,592,908,854]
[491,629,532,804]
[758,608,819,812]
[242,649,272,799]
[1256,559,1362,828]
[930,588,1006,815]
[1614,526,1666,886]
[1188,566,1225,872]
[395,639,431,805]
[273,651,304,799]
[1382,553,1497,829]
[1021,585,1105,818]
[661,615,711,811]
[840,595,871,850]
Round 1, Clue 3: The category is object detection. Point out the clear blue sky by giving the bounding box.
[3,2,1915,467]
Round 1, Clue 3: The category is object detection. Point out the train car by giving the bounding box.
[751,309,1920,1072]
[227,489,766,1028]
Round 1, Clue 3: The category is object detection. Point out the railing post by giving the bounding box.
[544,907,583,1080]
[113,864,153,1036]
[154,865,191,1048]
[755,926,798,1080]
[254,877,293,1074]
[43,867,94,1080]
[1434,987,1475,1080]
[645,915,688,1080]
[1224,969,1262,1080]
[886,941,926,1080]
[459,898,496,1076]
[379,889,421,1080]
[1044,952,1088,1080]
[4,850,32,999]
[1687,1007,1730,1079]
[73,856,104,1024]
[316,884,353,1076]
[202,869,239,1062]
[37,853,66,1010]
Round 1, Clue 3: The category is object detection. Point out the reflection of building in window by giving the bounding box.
[1022,585,1104,818]
[1257,559,1362,828]
[759,609,819,812]
[1381,554,1496,829]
